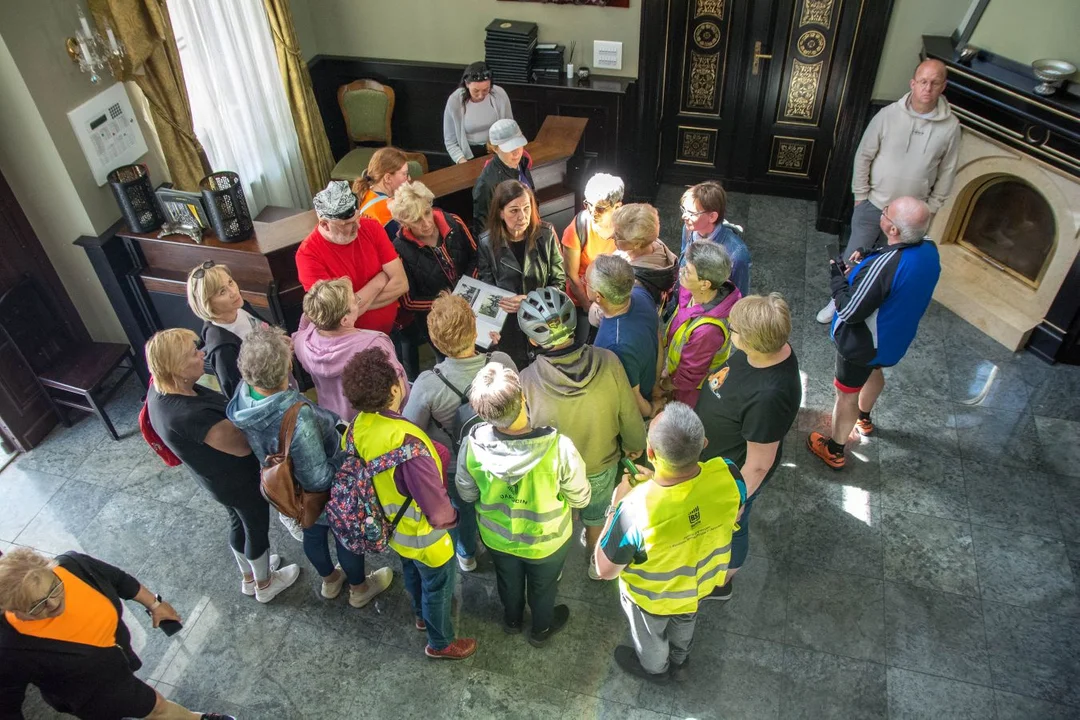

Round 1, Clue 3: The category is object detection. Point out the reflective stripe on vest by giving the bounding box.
[618,458,742,615]
[664,313,731,387]
[465,436,572,559]
[347,412,454,567]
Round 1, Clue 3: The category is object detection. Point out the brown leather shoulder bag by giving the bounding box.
[260,401,329,528]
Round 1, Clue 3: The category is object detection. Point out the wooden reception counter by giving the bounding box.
[77,116,586,372]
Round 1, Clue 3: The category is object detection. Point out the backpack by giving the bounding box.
[430,353,490,450]
[326,417,426,554]
[575,210,589,250]
[260,402,329,528]
[139,378,181,467]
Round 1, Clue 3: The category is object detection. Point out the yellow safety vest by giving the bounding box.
[664,312,732,387]
[346,412,454,567]
[465,437,571,559]
[618,458,742,615]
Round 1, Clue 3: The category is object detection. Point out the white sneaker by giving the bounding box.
[241,554,281,596]
[457,554,477,572]
[321,564,346,599]
[279,513,304,541]
[254,564,301,603]
[349,566,393,608]
[816,300,836,325]
[588,554,602,581]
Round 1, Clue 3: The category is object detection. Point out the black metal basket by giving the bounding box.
[200,171,253,242]
[107,164,164,233]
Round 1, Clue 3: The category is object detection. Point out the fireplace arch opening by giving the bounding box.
[950,175,1056,288]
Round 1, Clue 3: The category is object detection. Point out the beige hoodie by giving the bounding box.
[852,92,961,213]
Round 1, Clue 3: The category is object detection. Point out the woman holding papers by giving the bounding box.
[477,180,565,368]
[390,181,478,379]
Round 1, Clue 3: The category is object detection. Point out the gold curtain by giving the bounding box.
[262,0,334,196]
[88,0,209,191]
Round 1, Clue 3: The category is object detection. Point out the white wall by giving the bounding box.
[872,0,970,100]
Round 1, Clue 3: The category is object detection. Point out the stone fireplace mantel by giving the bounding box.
[924,36,1080,364]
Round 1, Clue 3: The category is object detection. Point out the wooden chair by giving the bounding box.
[330,79,428,183]
[0,275,137,441]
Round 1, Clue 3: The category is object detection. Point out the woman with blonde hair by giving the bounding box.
[0,547,235,719]
[144,328,299,603]
[477,180,565,367]
[389,180,477,378]
[186,260,269,398]
[292,276,406,420]
[352,147,411,238]
[402,292,517,571]
[612,203,678,306]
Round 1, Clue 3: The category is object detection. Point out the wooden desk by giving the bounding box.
[77,116,587,360]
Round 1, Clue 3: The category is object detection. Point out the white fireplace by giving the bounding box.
[929,127,1080,351]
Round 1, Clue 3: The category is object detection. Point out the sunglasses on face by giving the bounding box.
[27,575,64,616]
[191,260,215,280]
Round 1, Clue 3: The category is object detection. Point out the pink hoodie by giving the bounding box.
[292,316,407,422]
[666,283,742,407]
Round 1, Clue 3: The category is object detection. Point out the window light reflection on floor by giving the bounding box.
[842,485,872,525]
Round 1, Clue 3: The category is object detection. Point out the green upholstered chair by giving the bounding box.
[331,79,428,183]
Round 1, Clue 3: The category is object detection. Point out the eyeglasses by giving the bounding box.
[913,79,944,89]
[584,200,613,220]
[680,206,705,220]
[27,575,64,616]
[465,71,492,83]
[881,205,897,228]
[191,260,215,280]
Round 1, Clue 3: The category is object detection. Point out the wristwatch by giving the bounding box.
[146,593,163,615]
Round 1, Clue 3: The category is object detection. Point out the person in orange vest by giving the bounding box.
[352,147,412,239]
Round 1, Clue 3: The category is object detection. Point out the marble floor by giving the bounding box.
[5,189,1080,719]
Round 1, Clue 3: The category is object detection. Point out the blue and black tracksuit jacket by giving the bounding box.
[829,238,941,367]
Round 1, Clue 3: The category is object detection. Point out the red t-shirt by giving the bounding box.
[295,218,400,334]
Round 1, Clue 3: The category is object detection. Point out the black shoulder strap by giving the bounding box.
[575,210,588,250]
[431,352,491,403]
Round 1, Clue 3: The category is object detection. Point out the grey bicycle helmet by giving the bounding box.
[517,287,577,348]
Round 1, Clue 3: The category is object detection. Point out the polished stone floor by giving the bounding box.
[5,189,1080,718]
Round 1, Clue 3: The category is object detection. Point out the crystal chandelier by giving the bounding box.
[65,6,124,84]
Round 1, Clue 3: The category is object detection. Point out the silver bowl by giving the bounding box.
[1032,58,1077,96]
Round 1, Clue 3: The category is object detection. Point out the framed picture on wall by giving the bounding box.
[497,0,629,7]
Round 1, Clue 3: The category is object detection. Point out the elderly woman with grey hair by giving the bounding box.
[658,240,742,409]
[226,327,394,608]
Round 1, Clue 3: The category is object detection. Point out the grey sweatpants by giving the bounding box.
[620,591,697,674]
[843,200,886,259]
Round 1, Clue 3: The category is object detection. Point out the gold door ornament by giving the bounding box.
[784,59,823,121]
[769,136,815,177]
[688,51,719,110]
[694,22,722,50]
[797,30,826,58]
[676,126,718,166]
[695,0,725,19]
[799,0,836,29]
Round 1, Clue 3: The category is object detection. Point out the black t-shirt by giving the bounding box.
[146,385,261,506]
[695,347,801,488]
[508,237,527,272]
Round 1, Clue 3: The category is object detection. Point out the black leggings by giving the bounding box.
[222,491,271,560]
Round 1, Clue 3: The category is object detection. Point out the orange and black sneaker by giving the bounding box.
[854,417,875,437]
[806,432,846,470]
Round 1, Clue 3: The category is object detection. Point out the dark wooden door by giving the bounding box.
[0,170,90,452]
[659,0,872,197]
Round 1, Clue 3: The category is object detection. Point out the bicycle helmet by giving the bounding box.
[517,287,576,348]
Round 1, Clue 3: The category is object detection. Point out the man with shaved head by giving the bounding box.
[807,196,941,470]
[817,58,959,324]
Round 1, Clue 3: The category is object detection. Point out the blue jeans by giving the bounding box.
[401,557,456,650]
[302,524,366,584]
[447,477,478,559]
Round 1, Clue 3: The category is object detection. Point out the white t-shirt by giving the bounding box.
[213,308,264,340]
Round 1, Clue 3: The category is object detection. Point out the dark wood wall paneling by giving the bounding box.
[308,55,635,188]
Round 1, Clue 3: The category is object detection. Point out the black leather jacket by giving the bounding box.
[477,223,566,295]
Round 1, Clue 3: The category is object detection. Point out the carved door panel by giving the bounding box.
[660,0,868,196]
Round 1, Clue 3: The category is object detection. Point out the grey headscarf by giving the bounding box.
[313,181,358,220]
